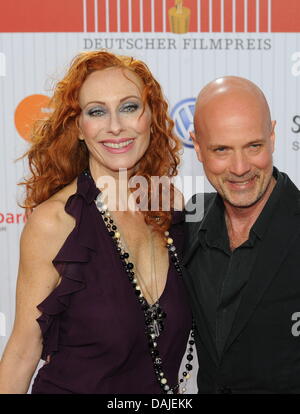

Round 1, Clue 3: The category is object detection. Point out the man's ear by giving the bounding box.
[270,120,276,153]
[190,131,203,162]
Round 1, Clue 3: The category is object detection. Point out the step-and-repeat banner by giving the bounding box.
[0,0,300,390]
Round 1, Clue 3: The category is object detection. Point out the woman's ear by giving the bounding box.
[76,117,84,141]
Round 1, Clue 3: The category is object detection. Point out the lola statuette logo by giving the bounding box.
[168,0,191,34]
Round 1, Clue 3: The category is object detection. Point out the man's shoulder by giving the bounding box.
[281,170,300,192]
[277,170,300,214]
[185,192,216,219]
[184,192,216,241]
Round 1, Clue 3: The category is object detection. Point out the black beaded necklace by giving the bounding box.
[83,168,194,393]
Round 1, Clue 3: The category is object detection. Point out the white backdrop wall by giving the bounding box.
[0,0,300,392]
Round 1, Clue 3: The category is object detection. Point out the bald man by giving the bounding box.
[182,76,300,394]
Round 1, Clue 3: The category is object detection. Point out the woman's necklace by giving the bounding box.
[115,220,166,337]
[84,169,194,393]
[110,211,160,305]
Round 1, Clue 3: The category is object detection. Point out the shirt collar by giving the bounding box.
[251,167,283,239]
[200,194,228,249]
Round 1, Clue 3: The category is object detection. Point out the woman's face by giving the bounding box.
[78,67,152,178]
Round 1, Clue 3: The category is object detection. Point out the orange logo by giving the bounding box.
[14,94,52,141]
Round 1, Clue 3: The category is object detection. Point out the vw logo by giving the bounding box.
[171,98,196,148]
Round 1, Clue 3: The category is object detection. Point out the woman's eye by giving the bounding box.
[121,103,139,113]
[87,108,105,117]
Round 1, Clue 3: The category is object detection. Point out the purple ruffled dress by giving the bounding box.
[31,170,192,394]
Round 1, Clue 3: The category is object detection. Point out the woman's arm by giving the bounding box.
[0,200,71,394]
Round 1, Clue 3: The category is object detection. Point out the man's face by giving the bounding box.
[192,100,276,208]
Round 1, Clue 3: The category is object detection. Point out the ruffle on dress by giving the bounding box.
[36,171,100,360]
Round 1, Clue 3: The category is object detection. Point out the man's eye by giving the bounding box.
[214,147,227,152]
[250,144,262,148]
[121,103,139,113]
[87,108,105,117]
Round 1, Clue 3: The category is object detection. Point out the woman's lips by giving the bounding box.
[100,138,135,154]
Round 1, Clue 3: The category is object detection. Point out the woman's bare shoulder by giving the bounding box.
[24,177,78,240]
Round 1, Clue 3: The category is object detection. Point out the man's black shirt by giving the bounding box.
[196,168,283,357]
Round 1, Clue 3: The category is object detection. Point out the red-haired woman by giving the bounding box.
[0,51,193,394]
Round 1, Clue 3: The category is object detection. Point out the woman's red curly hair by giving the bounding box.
[19,50,182,233]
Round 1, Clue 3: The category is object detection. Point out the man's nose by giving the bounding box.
[229,151,251,176]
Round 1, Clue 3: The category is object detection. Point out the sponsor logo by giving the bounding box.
[14,94,52,141]
[171,98,195,148]
[0,212,27,226]
[291,115,300,151]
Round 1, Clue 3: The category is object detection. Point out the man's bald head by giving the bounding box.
[191,76,276,209]
[194,76,272,139]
